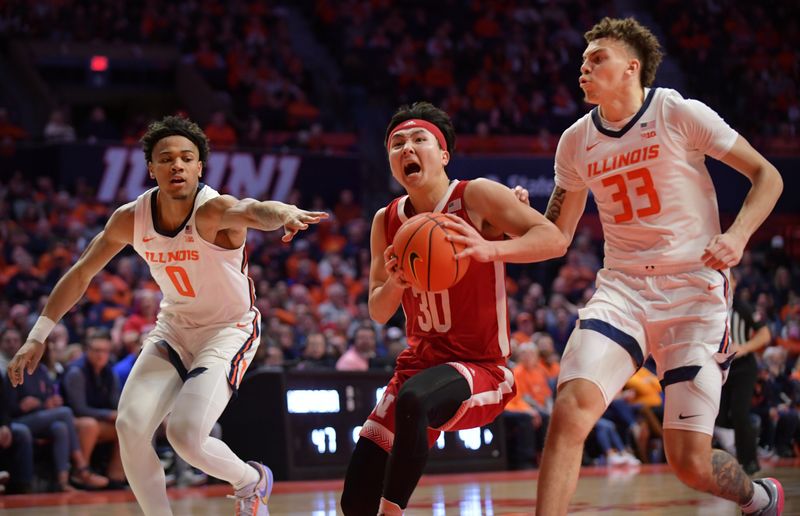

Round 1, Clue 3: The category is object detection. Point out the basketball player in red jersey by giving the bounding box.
[339,102,567,516]
[7,116,326,515]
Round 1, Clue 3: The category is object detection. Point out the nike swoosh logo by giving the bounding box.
[409,252,422,281]
[236,322,250,328]
[678,413,701,420]
[707,284,718,291]
[142,236,156,243]
[586,142,601,151]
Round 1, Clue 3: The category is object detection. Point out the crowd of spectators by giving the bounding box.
[1,0,797,155]
[647,0,799,154]
[1,171,798,491]
[308,0,615,139]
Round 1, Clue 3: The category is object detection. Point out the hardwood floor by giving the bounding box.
[1,460,797,515]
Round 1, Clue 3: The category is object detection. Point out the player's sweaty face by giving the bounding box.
[387,128,447,188]
[149,135,203,200]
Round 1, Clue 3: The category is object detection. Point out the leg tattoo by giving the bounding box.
[711,449,753,504]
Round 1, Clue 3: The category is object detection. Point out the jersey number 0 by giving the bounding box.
[166,265,196,297]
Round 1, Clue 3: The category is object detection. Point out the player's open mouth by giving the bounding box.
[404,163,421,176]
[170,177,186,184]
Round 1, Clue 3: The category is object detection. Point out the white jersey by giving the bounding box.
[132,184,256,328]
[555,87,739,272]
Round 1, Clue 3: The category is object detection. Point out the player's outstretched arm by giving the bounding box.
[7,204,134,386]
[367,208,410,324]
[702,136,783,269]
[441,179,568,263]
[215,196,328,242]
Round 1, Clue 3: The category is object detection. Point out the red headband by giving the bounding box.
[387,119,448,152]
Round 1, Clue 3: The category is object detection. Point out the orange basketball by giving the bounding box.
[392,212,470,292]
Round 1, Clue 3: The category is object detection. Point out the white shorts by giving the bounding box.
[557,267,732,435]
[143,310,261,392]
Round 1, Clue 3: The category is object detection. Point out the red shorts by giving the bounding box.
[360,361,515,452]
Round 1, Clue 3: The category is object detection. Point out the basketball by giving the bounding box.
[392,212,470,292]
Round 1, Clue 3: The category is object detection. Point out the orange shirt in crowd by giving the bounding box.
[507,362,552,412]
[624,367,663,408]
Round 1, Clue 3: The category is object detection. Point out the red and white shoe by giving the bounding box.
[752,477,784,516]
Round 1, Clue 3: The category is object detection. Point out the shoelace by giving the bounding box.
[227,493,257,513]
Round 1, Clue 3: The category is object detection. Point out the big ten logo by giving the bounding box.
[97,147,301,203]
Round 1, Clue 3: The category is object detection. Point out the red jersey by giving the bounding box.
[384,180,510,367]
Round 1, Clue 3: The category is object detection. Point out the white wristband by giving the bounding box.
[28,316,56,344]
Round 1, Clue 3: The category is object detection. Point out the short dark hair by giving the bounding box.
[384,101,456,154]
[585,17,663,87]
[86,327,112,343]
[140,115,210,164]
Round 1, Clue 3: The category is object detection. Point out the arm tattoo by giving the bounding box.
[545,187,566,223]
[710,449,753,504]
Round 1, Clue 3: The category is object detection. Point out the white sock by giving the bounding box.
[377,497,403,516]
[740,481,770,514]
[232,463,260,491]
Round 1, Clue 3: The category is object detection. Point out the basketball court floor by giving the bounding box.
[1,461,797,515]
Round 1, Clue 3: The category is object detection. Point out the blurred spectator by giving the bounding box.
[0,107,28,156]
[42,324,70,381]
[504,343,550,469]
[113,327,143,389]
[592,417,641,466]
[0,371,33,493]
[753,347,798,458]
[43,108,76,144]
[81,106,119,143]
[534,333,560,383]
[203,110,237,149]
[716,272,772,474]
[333,189,362,227]
[85,282,127,329]
[294,332,336,370]
[8,362,108,491]
[62,329,124,485]
[0,329,23,373]
[6,248,44,304]
[511,312,535,347]
[336,325,377,371]
[318,282,353,325]
[557,250,596,301]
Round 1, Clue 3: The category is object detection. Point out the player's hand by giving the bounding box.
[383,244,411,289]
[702,232,746,270]
[0,426,12,449]
[19,396,41,413]
[280,207,328,242]
[440,214,500,262]
[7,339,45,387]
[512,185,530,205]
[44,395,63,409]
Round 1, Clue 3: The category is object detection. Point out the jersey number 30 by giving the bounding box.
[601,167,661,223]
[414,289,452,332]
[166,265,196,297]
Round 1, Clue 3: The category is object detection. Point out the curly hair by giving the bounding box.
[384,101,456,154]
[140,115,210,164]
[585,17,664,87]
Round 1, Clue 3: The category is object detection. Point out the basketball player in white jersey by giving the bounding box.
[532,17,785,516]
[7,116,327,515]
